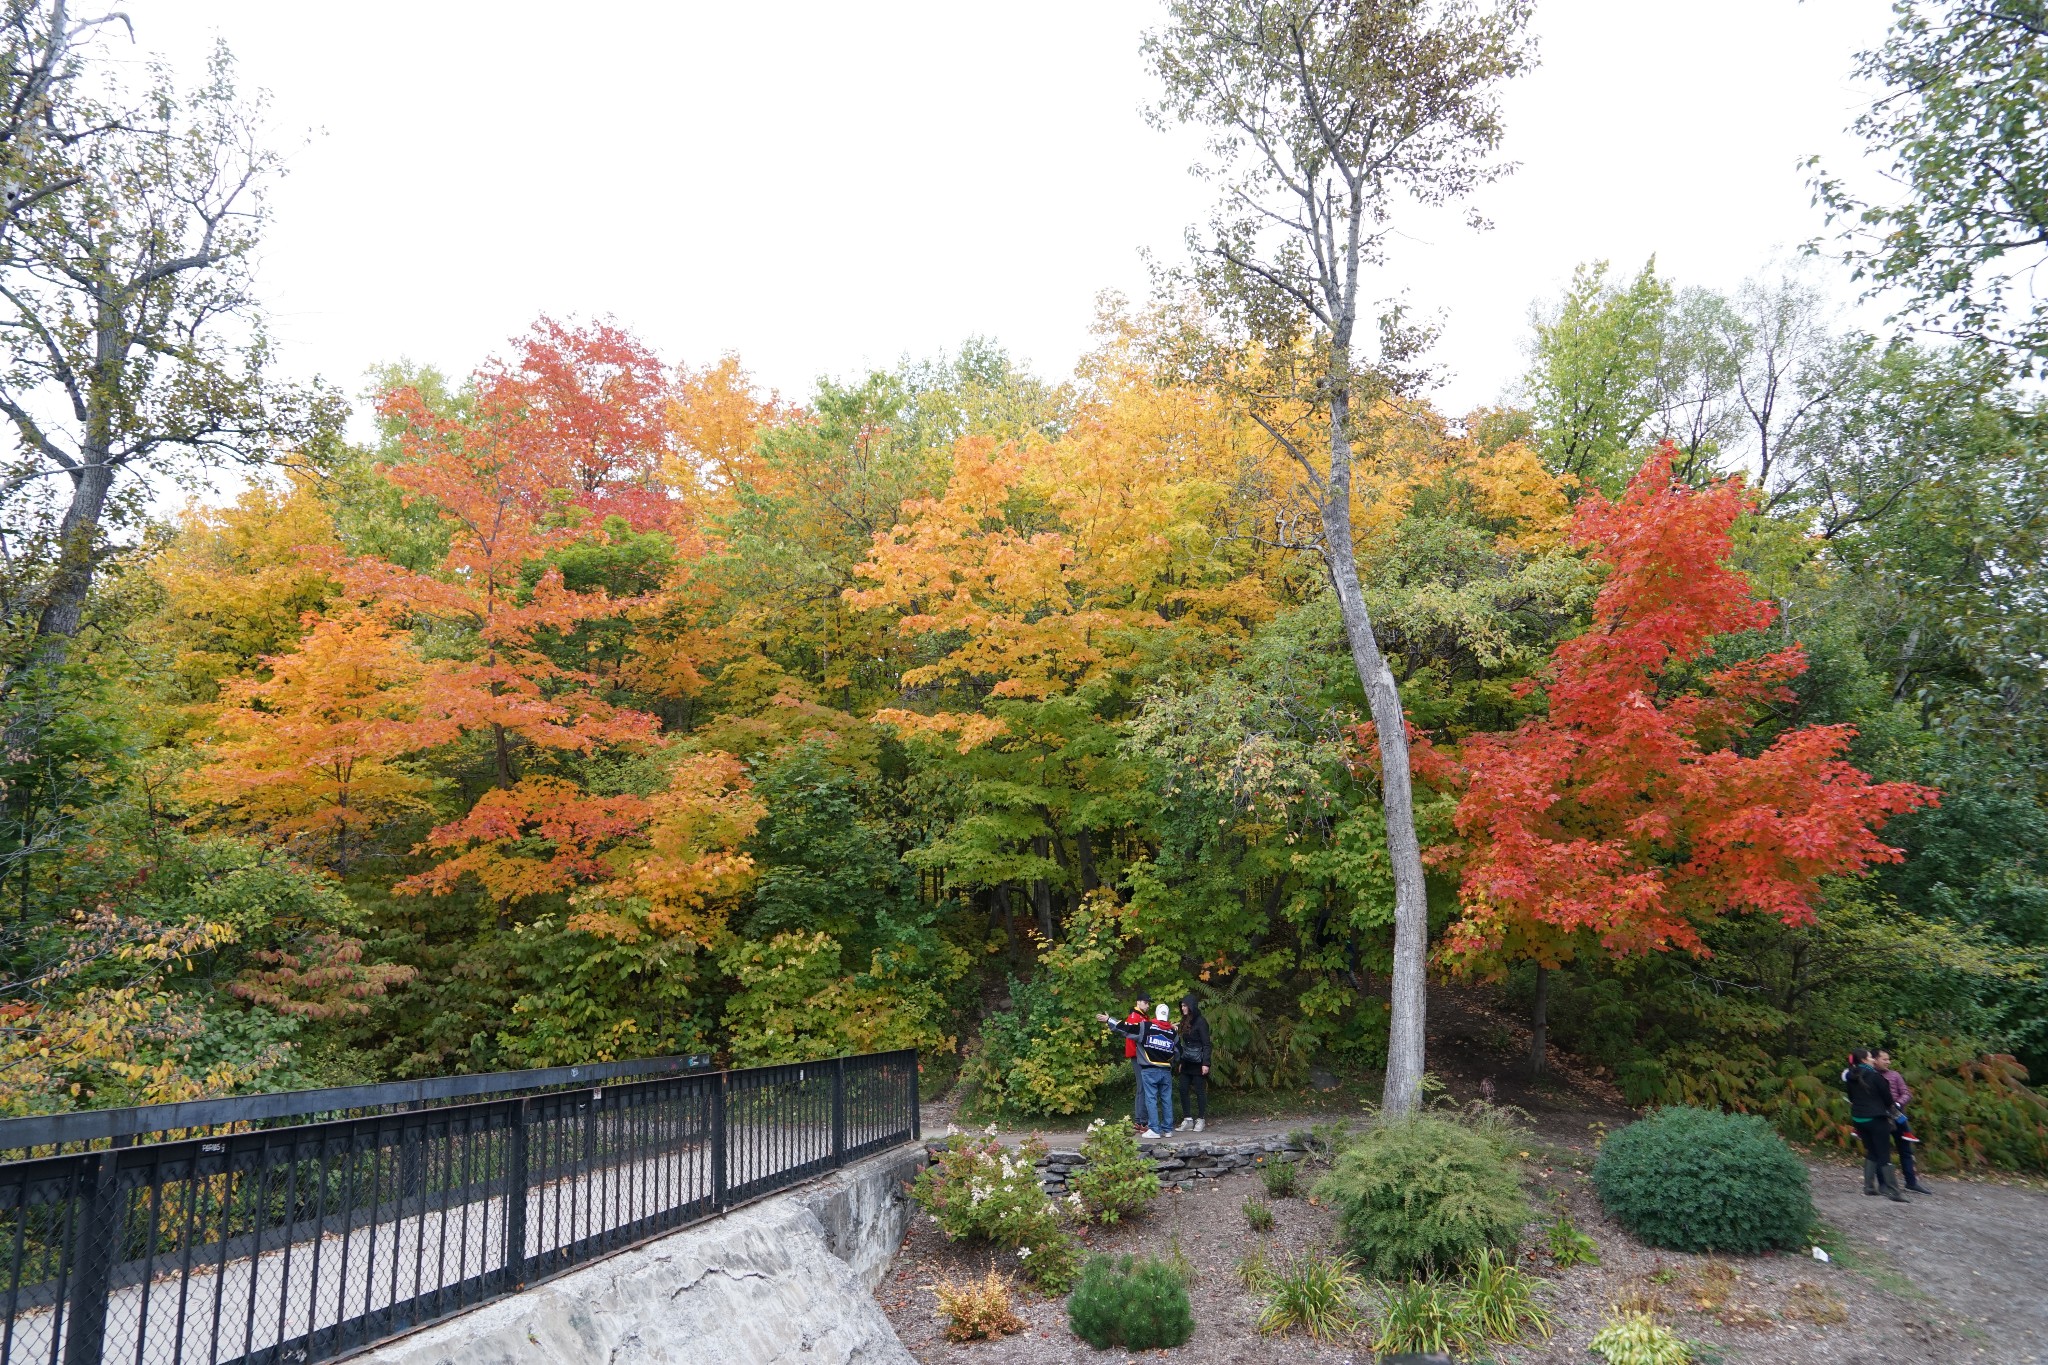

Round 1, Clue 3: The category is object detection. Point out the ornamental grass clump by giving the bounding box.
[1314,1114,1530,1278]
[912,1128,1080,1291]
[930,1271,1025,1342]
[1588,1309,1691,1364]
[1067,1255,1195,1350]
[1067,1117,1161,1224]
[1255,1247,1362,1341]
[1593,1106,1812,1254]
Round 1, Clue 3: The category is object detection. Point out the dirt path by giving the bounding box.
[1810,1163,2048,1362]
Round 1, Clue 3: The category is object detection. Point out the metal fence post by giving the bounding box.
[910,1051,922,1141]
[61,1150,119,1365]
[505,1098,530,1288]
[831,1057,847,1167]
[710,1072,727,1211]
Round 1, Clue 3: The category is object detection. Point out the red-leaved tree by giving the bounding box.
[1445,445,1937,1072]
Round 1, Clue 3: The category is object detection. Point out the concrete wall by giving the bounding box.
[356,1147,925,1365]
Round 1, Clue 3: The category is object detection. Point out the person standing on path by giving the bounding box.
[1876,1049,1929,1193]
[1110,995,1152,1127]
[1102,1002,1180,1137]
[1174,995,1211,1134]
[1844,1047,1907,1202]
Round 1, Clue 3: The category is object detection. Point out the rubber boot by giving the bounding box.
[1863,1160,1880,1196]
[1878,1163,1907,1203]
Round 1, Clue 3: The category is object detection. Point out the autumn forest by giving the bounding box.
[1,1,2044,1162]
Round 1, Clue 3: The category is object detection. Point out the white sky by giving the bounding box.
[126,0,1898,423]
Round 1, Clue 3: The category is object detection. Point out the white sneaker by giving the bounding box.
[1193,1119,1205,1132]
[1141,1129,1162,1139]
[1178,1118,1194,1131]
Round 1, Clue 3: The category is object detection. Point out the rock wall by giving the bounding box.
[356,1147,925,1365]
[925,1134,1309,1194]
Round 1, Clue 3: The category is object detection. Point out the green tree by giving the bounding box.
[1146,0,1537,1115]
[1813,0,2048,371]
[1524,260,1673,490]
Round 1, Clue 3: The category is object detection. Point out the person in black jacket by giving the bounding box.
[1174,995,1212,1133]
[1844,1048,1907,1202]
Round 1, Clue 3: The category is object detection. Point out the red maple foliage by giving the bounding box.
[1444,445,1937,969]
[476,316,686,535]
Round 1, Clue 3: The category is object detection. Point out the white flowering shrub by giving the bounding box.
[913,1128,1080,1290]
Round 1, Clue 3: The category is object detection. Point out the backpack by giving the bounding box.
[1140,1019,1177,1065]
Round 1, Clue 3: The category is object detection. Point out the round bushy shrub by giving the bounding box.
[1067,1255,1194,1350]
[1313,1115,1530,1278]
[1593,1106,1812,1253]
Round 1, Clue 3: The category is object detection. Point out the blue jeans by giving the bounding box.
[1139,1065,1175,1132]
[1131,1058,1147,1123]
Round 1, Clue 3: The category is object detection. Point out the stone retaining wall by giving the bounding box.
[355,1147,925,1365]
[925,1134,1309,1195]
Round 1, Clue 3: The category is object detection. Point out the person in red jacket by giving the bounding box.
[1103,994,1151,1126]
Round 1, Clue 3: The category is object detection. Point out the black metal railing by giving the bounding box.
[0,1050,919,1365]
[0,1054,721,1164]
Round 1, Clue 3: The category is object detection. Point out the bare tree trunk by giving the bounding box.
[1076,829,1099,894]
[1530,965,1549,1079]
[1322,395,1431,1118]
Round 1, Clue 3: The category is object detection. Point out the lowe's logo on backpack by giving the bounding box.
[1142,1022,1177,1063]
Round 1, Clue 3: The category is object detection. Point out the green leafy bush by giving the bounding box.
[1242,1195,1275,1232]
[1067,1255,1195,1350]
[1593,1106,1811,1254]
[912,1130,1079,1290]
[1259,1155,1300,1197]
[1067,1117,1161,1224]
[957,899,1122,1116]
[1546,1211,1601,1267]
[1315,1115,1530,1278]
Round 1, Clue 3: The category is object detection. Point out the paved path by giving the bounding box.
[1811,1165,2048,1363]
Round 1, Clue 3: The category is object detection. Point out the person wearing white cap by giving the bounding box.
[1099,999,1180,1137]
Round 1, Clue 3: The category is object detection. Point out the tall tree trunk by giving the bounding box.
[1030,835,1054,940]
[1076,829,1099,894]
[994,881,1016,958]
[1530,965,1549,1079]
[1322,388,1432,1119]
[25,456,114,663]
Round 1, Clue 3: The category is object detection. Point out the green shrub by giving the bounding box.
[1314,1115,1530,1278]
[1067,1117,1161,1224]
[1067,1255,1195,1350]
[1254,1247,1361,1341]
[1242,1195,1275,1232]
[912,1130,1080,1290]
[1259,1156,1300,1197]
[957,898,1123,1117]
[1589,1310,1691,1364]
[1593,1107,1811,1254]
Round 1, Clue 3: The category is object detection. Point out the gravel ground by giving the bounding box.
[890,985,2048,1362]
[879,1146,2024,1365]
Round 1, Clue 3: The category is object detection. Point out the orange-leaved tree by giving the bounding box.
[355,374,662,792]
[186,607,438,871]
[478,316,687,535]
[1445,445,1937,1073]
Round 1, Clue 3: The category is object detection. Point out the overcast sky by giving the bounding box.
[126,0,1898,421]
